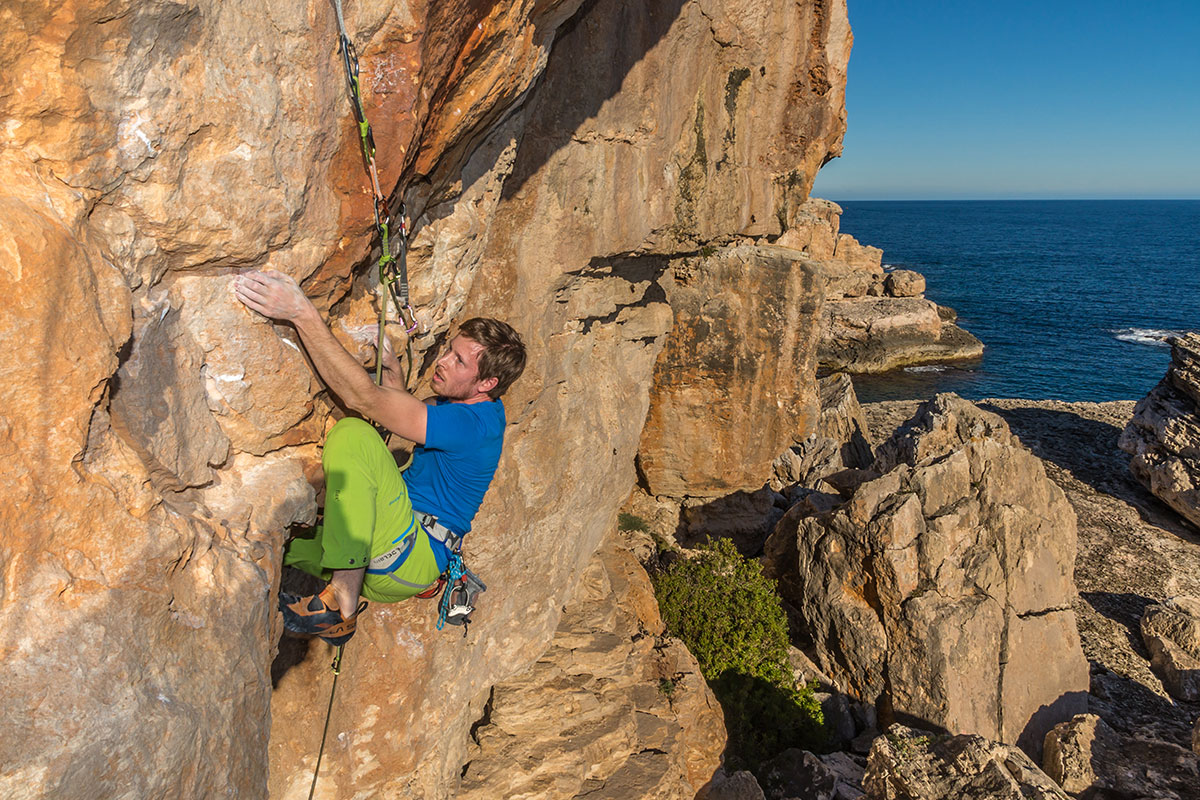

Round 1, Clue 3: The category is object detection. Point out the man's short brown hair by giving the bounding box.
[458,318,527,400]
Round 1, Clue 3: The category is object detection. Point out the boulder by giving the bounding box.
[776,199,843,262]
[1041,713,1120,794]
[1043,713,1200,799]
[1195,716,1200,757]
[764,395,1088,757]
[820,752,868,800]
[457,533,725,800]
[863,725,1069,800]
[816,257,885,300]
[818,297,983,373]
[1140,596,1200,701]
[759,749,838,800]
[1120,333,1200,528]
[883,270,925,298]
[703,770,767,800]
[834,234,884,272]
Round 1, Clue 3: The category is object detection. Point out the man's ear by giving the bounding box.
[478,376,499,396]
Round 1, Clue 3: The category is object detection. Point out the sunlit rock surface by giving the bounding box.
[764,395,1088,757]
[0,0,852,797]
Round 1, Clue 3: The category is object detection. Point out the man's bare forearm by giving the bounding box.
[291,303,390,410]
[233,270,428,443]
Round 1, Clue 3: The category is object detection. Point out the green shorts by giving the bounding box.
[283,417,442,603]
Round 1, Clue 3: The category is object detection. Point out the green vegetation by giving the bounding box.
[617,512,649,533]
[652,537,824,770]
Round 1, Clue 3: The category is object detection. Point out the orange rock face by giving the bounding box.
[0,0,850,797]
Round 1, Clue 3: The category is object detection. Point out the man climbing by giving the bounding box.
[233,270,526,646]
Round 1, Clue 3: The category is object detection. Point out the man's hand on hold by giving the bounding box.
[234,270,314,323]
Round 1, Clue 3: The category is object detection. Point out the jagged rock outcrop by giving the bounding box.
[764,395,1088,756]
[0,0,853,797]
[863,725,1069,800]
[1042,713,1200,799]
[771,372,873,496]
[772,202,981,373]
[1120,333,1200,529]
[456,533,724,800]
[1140,596,1200,702]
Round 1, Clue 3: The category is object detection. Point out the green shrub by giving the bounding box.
[617,512,649,533]
[652,537,824,770]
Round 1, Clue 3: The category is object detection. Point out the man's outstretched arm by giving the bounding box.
[234,270,428,444]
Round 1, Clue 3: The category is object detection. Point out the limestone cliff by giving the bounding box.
[0,0,851,797]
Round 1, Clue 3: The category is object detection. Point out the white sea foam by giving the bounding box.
[1111,327,1186,347]
[904,365,948,373]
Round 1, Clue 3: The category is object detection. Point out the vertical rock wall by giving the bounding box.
[0,0,850,797]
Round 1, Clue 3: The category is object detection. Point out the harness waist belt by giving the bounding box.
[366,520,418,575]
[416,511,461,552]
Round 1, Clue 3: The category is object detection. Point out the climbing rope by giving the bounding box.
[436,554,466,631]
[307,645,346,800]
[304,8,422,797]
[331,0,419,391]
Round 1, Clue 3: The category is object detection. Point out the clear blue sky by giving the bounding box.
[812,0,1200,200]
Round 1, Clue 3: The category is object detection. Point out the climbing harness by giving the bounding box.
[331,0,419,393]
[413,511,486,635]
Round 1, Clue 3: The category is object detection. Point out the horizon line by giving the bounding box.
[814,196,1200,202]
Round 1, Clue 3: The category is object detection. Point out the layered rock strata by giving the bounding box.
[0,0,854,797]
[1120,332,1200,529]
[456,533,724,800]
[764,395,1088,755]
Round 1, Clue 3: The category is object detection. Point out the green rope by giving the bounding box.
[307,645,345,800]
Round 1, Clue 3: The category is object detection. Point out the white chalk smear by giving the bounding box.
[280,337,301,353]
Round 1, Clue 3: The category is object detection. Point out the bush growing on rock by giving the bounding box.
[652,537,824,769]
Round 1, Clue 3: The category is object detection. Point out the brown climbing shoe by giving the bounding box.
[279,585,368,647]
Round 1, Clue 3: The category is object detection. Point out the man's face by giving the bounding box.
[431,335,490,401]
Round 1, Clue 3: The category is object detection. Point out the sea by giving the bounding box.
[831,200,1200,403]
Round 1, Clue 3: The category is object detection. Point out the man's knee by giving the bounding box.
[326,417,381,453]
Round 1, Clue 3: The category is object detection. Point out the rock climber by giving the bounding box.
[233,269,526,646]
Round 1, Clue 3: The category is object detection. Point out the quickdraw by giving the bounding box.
[332,0,419,391]
[305,7,424,799]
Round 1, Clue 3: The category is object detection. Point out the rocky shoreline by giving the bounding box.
[778,199,985,375]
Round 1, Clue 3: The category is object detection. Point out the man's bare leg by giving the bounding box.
[328,567,366,616]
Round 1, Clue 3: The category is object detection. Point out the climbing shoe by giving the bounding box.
[278,585,368,647]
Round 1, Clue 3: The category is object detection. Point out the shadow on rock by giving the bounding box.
[711,670,826,772]
[977,403,1133,496]
[270,565,325,689]
[673,487,787,557]
[980,402,1199,540]
[1080,591,1155,657]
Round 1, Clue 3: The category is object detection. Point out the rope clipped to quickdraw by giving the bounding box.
[307,645,346,800]
[436,554,466,631]
[331,0,418,393]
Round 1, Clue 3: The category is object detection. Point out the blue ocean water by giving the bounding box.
[833,200,1200,402]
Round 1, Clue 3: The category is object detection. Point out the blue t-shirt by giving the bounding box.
[405,398,505,543]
